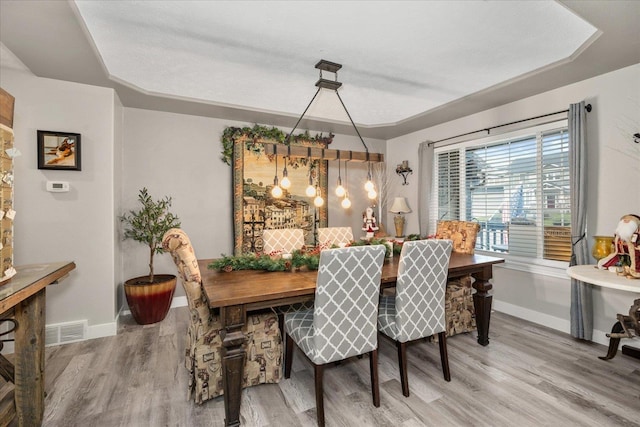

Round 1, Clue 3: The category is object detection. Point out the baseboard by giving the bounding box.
[493,299,611,347]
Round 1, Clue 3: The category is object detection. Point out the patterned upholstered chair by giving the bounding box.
[378,239,453,397]
[162,229,282,404]
[262,228,305,255]
[435,220,481,337]
[262,228,315,340]
[284,245,386,427]
[317,226,354,248]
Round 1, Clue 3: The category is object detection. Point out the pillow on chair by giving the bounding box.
[435,220,480,254]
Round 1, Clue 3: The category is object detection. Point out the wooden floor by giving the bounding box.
[41,308,640,427]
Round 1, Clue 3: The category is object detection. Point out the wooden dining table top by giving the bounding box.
[199,252,504,309]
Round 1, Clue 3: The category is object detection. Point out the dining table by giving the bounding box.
[200,252,505,427]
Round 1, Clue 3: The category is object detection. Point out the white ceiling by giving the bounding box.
[1,1,639,139]
[73,1,596,126]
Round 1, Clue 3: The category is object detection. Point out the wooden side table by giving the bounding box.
[0,261,76,426]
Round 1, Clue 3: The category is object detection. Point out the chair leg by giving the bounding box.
[437,331,451,382]
[397,341,409,397]
[278,313,285,353]
[285,334,294,379]
[369,349,380,407]
[314,364,325,427]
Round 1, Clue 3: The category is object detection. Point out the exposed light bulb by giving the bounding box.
[314,195,324,207]
[306,184,316,197]
[281,167,291,189]
[364,180,374,192]
[367,188,377,199]
[341,196,351,209]
[335,184,346,197]
[271,184,283,198]
[281,176,291,189]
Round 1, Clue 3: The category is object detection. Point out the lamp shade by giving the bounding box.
[389,197,411,214]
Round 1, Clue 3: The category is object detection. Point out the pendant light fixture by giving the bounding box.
[305,156,316,197]
[335,152,346,197]
[282,60,375,203]
[314,184,324,207]
[280,146,291,190]
[341,159,351,209]
[271,152,283,198]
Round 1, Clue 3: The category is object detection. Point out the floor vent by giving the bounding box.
[45,320,87,346]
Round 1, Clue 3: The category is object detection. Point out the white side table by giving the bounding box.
[567,265,640,360]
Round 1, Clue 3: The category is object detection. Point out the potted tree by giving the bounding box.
[120,188,181,324]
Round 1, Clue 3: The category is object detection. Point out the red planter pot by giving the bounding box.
[124,274,177,325]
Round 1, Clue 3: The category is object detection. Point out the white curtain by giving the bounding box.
[569,101,592,341]
[418,141,434,236]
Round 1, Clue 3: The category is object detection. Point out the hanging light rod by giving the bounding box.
[263,142,383,163]
[282,59,378,160]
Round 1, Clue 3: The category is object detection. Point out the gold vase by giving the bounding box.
[592,235,613,261]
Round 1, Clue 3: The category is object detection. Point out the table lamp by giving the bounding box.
[390,197,411,238]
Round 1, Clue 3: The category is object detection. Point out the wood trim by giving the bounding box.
[0,89,14,129]
[263,142,384,162]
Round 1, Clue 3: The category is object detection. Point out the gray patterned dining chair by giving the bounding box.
[262,228,305,255]
[377,239,453,397]
[317,226,354,248]
[262,228,314,341]
[284,245,386,427]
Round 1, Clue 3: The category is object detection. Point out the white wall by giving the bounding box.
[121,108,386,300]
[387,63,640,345]
[0,67,118,337]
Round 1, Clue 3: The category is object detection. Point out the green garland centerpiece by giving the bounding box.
[209,246,323,272]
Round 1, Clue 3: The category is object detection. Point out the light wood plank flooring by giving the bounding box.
[41,308,640,426]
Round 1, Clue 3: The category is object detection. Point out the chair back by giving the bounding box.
[262,228,304,254]
[435,220,479,254]
[317,226,354,248]
[162,228,205,312]
[312,245,386,364]
[394,239,452,342]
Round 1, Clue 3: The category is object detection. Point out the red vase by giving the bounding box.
[124,274,177,325]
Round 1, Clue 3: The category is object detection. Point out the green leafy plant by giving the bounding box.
[220,124,334,165]
[120,188,181,283]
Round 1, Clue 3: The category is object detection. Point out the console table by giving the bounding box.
[567,265,640,359]
[0,261,76,426]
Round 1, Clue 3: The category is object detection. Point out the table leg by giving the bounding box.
[220,305,247,427]
[14,288,46,426]
[472,267,493,346]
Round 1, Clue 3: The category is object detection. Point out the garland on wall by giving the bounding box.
[220,124,333,165]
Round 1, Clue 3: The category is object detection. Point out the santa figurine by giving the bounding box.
[597,214,640,279]
[362,207,379,240]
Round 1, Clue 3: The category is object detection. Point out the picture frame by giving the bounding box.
[37,130,81,171]
[233,135,329,255]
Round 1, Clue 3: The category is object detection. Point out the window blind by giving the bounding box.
[433,124,571,262]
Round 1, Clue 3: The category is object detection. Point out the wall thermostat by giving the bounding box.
[46,181,70,192]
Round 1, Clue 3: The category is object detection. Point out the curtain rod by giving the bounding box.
[429,103,592,146]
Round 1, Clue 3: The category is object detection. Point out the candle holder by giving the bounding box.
[396,160,413,185]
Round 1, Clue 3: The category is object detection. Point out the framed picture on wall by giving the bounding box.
[37,130,81,171]
[231,133,330,255]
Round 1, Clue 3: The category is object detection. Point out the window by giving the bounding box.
[433,121,571,262]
